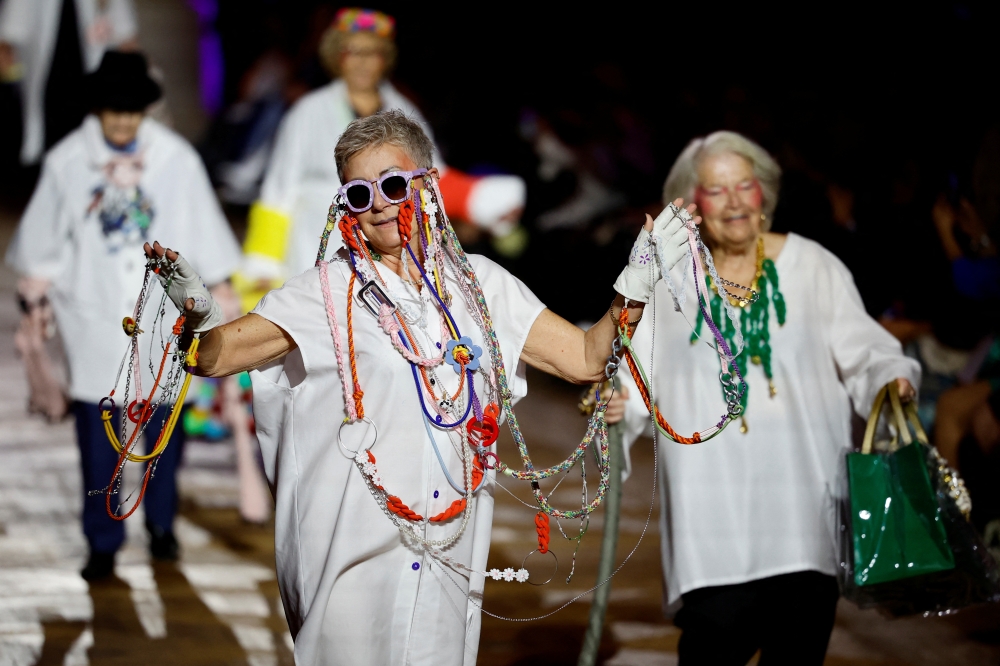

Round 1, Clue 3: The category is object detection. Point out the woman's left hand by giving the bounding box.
[604,385,630,425]
[897,378,916,402]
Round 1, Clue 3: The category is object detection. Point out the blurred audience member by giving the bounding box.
[202,49,295,205]
[933,193,1000,470]
[4,52,241,579]
[0,0,138,165]
[234,8,526,312]
[610,131,919,664]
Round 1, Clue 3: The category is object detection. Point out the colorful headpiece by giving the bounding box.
[332,8,396,39]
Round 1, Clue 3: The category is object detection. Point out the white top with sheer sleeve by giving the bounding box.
[618,233,921,610]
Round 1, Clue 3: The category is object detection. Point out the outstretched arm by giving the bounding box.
[144,241,296,377]
[522,200,695,384]
[196,313,296,377]
[522,296,639,384]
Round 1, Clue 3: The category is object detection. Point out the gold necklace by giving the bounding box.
[709,237,765,308]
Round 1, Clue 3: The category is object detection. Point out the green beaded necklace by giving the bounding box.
[691,237,786,432]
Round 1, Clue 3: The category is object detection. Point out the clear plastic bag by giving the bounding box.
[837,383,1000,617]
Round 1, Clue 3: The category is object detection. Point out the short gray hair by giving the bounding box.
[335,110,435,181]
[663,131,782,230]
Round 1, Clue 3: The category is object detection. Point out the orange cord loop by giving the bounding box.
[346,271,365,419]
[619,304,701,445]
[387,496,423,521]
[397,199,415,243]
[339,215,361,252]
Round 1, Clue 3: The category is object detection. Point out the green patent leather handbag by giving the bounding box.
[847,383,954,587]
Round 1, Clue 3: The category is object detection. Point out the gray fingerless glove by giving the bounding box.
[155,254,222,333]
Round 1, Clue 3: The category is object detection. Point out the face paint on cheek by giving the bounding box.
[746,180,763,209]
[695,188,722,217]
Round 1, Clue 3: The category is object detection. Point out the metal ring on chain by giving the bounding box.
[521,548,559,586]
[99,397,116,413]
[480,451,500,470]
[338,416,378,457]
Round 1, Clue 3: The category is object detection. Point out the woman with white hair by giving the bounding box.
[611,131,921,664]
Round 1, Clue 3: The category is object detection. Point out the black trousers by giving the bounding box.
[675,571,840,666]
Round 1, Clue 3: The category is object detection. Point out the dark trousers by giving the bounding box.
[73,401,186,554]
[675,571,840,666]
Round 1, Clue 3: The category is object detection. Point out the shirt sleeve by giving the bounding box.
[4,156,70,279]
[825,250,921,415]
[250,266,331,375]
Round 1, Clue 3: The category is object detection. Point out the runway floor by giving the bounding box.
[1,211,999,665]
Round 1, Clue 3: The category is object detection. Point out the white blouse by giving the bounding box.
[619,233,920,609]
[250,253,544,665]
[5,115,241,403]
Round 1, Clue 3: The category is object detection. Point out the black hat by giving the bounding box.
[86,51,162,112]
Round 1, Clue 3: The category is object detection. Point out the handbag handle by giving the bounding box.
[861,380,914,454]
[902,399,931,446]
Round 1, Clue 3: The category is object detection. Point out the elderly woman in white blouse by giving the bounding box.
[610,131,919,665]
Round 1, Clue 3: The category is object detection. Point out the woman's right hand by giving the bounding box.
[143,241,222,333]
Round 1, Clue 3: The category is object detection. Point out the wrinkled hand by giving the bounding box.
[613,199,699,303]
[143,241,221,333]
[604,385,629,425]
[897,378,916,403]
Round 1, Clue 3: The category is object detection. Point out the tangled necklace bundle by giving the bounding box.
[94,255,199,520]
[313,179,754,604]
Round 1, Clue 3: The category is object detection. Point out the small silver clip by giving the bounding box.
[357,281,395,317]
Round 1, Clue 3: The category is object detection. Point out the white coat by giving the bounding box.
[0,0,138,164]
[619,234,921,609]
[250,253,545,665]
[5,115,241,403]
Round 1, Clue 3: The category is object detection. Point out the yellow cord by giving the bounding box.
[102,337,200,462]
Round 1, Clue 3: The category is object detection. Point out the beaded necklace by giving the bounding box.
[690,236,786,432]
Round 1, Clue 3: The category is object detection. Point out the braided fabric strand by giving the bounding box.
[430,180,612,519]
[319,261,358,422]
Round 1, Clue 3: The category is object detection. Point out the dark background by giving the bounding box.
[204,1,1000,334]
[3,1,999,333]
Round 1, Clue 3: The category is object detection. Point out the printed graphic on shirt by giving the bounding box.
[87,152,155,252]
